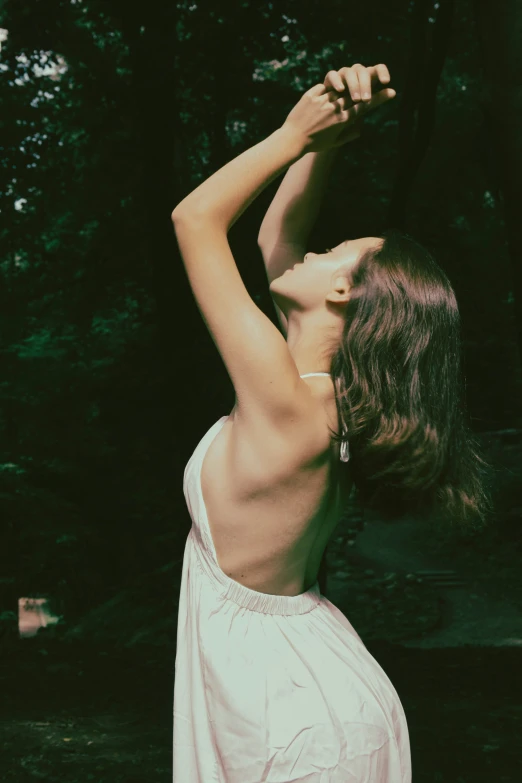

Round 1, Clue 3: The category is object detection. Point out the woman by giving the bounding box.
[171,64,492,782]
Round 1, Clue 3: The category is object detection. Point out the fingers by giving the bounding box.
[343,65,363,102]
[364,87,396,110]
[307,82,329,99]
[337,64,373,103]
[320,64,397,117]
[374,63,391,85]
[334,63,393,103]
[353,64,372,101]
[336,85,395,117]
[324,69,345,93]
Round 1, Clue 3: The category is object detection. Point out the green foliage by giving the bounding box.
[0,0,520,644]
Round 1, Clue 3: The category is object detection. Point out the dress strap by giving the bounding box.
[299,373,350,463]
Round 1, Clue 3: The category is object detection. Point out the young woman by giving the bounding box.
[171,64,491,782]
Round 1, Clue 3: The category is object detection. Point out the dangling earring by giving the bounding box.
[335,375,350,462]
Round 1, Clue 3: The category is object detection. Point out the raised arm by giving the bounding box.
[257,64,395,336]
[257,147,340,250]
[257,148,340,335]
[255,82,343,339]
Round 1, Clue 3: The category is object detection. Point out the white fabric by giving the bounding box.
[173,413,412,782]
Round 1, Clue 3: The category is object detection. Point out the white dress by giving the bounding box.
[173,374,412,782]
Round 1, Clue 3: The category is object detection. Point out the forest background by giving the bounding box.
[0,0,521,780]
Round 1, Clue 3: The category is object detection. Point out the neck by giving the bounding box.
[285,312,340,378]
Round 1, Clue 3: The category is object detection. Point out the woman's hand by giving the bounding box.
[282,64,396,153]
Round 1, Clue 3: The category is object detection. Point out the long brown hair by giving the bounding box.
[328,228,494,531]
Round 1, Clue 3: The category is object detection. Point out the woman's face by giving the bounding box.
[269,237,382,314]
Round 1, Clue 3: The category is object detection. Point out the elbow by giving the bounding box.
[171,198,206,221]
[257,231,270,249]
[171,207,195,223]
[171,204,216,226]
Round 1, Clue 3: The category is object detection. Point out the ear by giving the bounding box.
[325,274,351,305]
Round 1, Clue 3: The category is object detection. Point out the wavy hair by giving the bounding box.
[327,228,494,531]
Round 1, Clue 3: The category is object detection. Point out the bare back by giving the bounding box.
[200,379,353,596]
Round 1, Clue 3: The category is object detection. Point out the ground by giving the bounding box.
[1,430,521,781]
[1,639,520,782]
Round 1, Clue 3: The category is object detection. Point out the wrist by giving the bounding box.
[312,146,340,159]
[278,124,345,159]
[274,123,310,160]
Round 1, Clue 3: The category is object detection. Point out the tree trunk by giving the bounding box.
[124,9,190,456]
[472,0,522,373]
[388,0,456,229]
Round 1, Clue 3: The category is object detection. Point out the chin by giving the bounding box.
[269,275,293,305]
[269,276,291,297]
[268,275,285,292]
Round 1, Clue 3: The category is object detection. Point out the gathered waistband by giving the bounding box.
[190,527,322,616]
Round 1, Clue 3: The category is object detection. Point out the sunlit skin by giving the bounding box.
[269,236,383,383]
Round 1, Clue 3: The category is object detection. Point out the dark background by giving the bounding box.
[0,0,521,780]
